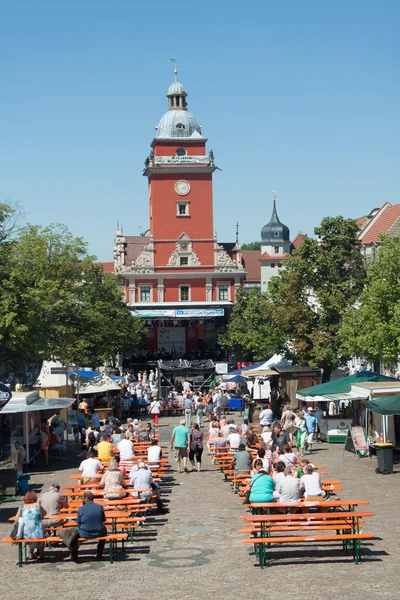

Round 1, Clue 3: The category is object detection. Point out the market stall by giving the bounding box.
[267,365,321,407]
[297,372,398,443]
[352,381,400,446]
[35,360,71,398]
[0,391,75,465]
[365,393,400,473]
[68,370,121,422]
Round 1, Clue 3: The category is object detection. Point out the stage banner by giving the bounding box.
[158,327,185,353]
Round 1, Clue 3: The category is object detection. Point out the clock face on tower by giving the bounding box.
[175,180,190,196]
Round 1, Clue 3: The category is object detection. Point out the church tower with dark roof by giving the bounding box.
[259,192,292,291]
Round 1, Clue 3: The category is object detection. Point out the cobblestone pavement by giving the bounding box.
[0,415,399,600]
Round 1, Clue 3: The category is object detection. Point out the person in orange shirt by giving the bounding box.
[79,400,89,415]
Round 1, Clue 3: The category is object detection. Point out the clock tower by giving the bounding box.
[114,70,245,358]
[145,69,216,269]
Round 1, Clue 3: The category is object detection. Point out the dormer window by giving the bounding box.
[274,230,279,237]
[176,147,186,156]
[176,123,185,130]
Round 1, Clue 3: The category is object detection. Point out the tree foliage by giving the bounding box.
[340,235,400,365]
[240,241,261,251]
[219,286,285,361]
[0,210,146,371]
[268,216,366,380]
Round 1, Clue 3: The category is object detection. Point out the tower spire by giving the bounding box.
[272,189,277,218]
[236,222,239,245]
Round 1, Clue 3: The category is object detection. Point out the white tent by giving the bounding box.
[35,360,68,389]
[262,354,292,369]
[69,371,121,395]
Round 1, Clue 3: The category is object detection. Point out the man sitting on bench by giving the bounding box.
[70,491,107,561]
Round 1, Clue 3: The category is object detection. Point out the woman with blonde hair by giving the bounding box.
[100,459,127,500]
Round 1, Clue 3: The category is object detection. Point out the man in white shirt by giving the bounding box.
[129,462,167,513]
[222,420,235,436]
[259,404,273,427]
[148,439,162,465]
[118,437,135,461]
[78,451,103,481]
[227,427,241,452]
[213,390,224,418]
[277,468,301,503]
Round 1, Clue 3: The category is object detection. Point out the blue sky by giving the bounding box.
[1,1,399,260]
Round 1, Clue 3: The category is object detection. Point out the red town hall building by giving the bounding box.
[114,71,245,357]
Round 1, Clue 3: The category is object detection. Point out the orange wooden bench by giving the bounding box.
[2,533,128,566]
[242,532,373,567]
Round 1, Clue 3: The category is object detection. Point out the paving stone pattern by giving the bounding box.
[0,415,399,600]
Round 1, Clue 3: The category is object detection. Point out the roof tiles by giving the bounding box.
[361,204,400,243]
[241,250,261,282]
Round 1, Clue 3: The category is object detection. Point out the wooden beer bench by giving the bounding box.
[2,533,128,567]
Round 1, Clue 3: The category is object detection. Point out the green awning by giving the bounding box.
[297,372,397,399]
[366,394,400,416]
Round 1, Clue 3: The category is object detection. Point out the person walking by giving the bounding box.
[293,410,307,456]
[304,407,317,454]
[195,397,205,428]
[170,419,190,473]
[183,394,193,428]
[150,398,161,425]
[189,424,204,472]
[281,405,297,441]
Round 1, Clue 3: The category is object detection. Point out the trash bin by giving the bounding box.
[16,473,30,494]
[375,444,394,474]
[0,464,17,495]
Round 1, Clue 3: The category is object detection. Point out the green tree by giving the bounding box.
[340,235,400,365]
[219,286,285,361]
[268,216,366,381]
[240,241,261,251]
[51,263,147,367]
[0,222,146,371]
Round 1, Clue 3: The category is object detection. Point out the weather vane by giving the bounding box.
[170,58,178,80]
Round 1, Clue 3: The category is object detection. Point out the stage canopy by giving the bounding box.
[158,360,215,372]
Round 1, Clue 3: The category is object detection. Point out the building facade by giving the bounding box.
[114,71,245,357]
